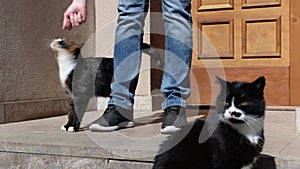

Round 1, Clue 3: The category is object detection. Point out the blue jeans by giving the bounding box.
[108,0,192,111]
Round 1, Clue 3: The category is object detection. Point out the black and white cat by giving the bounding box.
[153,76,266,169]
[50,38,162,132]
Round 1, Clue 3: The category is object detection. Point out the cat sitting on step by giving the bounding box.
[153,76,266,169]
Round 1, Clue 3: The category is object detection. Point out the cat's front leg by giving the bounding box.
[61,99,80,132]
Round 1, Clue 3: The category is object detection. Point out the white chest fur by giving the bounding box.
[57,55,77,84]
[229,119,263,145]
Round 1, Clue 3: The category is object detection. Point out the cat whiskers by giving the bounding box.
[244,115,264,127]
[207,113,223,125]
[243,116,264,134]
[43,38,56,51]
[214,113,223,120]
[243,119,257,134]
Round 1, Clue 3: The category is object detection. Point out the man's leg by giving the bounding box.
[160,0,192,134]
[90,0,149,132]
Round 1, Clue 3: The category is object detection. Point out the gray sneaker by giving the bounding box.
[161,106,187,134]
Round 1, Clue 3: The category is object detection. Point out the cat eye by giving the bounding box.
[239,101,248,106]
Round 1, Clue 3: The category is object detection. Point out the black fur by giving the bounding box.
[153,77,266,169]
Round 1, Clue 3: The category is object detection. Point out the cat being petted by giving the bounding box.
[153,76,266,169]
[50,38,113,132]
[50,38,162,132]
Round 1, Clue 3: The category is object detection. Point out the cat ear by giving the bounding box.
[216,76,228,88]
[252,76,266,92]
[216,76,229,102]
[74,47,81,57]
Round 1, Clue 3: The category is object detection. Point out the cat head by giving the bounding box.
[50,38,80,59]
[216,76,266,128]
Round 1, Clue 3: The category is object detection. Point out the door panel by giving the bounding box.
[198,0,234,11]
[191,0,290,106]
[243,17,281,58]
[198,19,234,58]
[242,0,281,8]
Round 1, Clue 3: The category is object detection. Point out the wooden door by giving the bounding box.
[190,0,291,106]
[290,0,300,106]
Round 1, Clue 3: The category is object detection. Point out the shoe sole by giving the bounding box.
[89,121,135,132]
[160,126,181,134]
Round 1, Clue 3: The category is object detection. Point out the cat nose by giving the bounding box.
[230,111,242,118]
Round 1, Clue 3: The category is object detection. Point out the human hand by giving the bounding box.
[62,0,87,30]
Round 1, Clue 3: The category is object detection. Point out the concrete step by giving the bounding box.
[0,108,299,169]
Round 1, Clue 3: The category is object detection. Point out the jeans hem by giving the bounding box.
[162,100,186,110]
[108,99,133,111]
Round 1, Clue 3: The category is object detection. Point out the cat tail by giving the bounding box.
[141,43,163,68]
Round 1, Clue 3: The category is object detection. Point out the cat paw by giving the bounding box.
[60,125,76,132]
[61,125,67,131]
[67,127,75,132]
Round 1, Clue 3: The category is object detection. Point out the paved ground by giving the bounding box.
[0,108,299,168]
